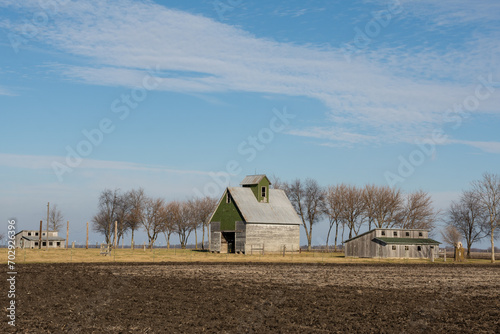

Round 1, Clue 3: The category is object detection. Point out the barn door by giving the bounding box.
[211,231,221,252]
[222,232,235,254]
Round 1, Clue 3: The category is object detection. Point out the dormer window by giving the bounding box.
[381,231,385,236]
[418,232,423,237]
[261,186,266,199]
[226,192,232,204]
[28,232,32,236]
[393,231,398,237]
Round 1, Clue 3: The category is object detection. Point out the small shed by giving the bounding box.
[14,230,66,249]
[344,228,440,259]
[209,175,301,254]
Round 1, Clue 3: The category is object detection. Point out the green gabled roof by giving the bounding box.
[374,237,440,245]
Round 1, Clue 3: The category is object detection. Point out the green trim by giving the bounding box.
[375,237,440,245]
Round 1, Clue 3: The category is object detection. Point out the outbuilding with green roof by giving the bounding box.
[344,228,440,259]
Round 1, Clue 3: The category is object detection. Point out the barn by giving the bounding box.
[344,228,440,259]
[14,230,66,249]
[209,175,301,254]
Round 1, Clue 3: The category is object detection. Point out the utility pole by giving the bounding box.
[46,202,49,250]
[39,220,42,249]
[66,221,69,249]
[86,222,89,249]
[114,221,117,249]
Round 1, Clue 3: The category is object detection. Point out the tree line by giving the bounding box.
[273,177,437,252]
[443,172,500,262]
[92,188,216,249]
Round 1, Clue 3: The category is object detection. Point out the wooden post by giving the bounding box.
[430,247,435,262]
[114,221,117,248]
[86,222,89,249]
[46,202,49,250]
[66,221,69,249]
[443,248,446,262]
[39,220,42,249]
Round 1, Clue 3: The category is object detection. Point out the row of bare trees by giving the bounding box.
[92,188,216,249]
[445,172,500,262]
[274,178,437,252]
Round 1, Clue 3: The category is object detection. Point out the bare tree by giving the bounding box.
[191,196,217,250]
[141,196,167,249]
[372,186,403,228]
[175,201,194,249]
[447,191,487,257]
[285,178,325,251]
[471,172,500,263]
[324,184,345,252]
[341,185,365,239]
[270,174,284,190]
[92,189,121,244]
[49,204,64,232]
[126,188,146,249]
[162,201,179,249]
[187,198,202,249]
[114,195,132,246]
[363,184,378,231]
[398,190,437,230]
[440,225,462,248]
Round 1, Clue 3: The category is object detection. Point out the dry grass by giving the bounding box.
[1,247,496,264]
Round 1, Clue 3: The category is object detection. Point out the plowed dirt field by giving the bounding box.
[2,262,499,333]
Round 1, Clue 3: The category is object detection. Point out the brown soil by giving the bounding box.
[2,262,500,333]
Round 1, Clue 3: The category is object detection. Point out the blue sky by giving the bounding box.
[1,0,499,247]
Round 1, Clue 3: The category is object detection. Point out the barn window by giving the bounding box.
[28,232,32,236]
[405,232,410,237]
[226,192,232,204]
[35,232,39,236]
[392,245,396,250]
[261,186,266,198]
[405,246,409,251]
[393,231,398,236]
[49,242,53,246]
[417,246,422,251]
[34,242,39,246]
[57,242,61,246]
[381,231,385,236]
[418,232,423,237]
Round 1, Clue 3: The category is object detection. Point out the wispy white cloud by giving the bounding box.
[1,0,499,147]
[0,153,211,175]
[448,140,500,154]
[287,127,379,146]
[272,7,325,18]
[398,0,500,26]
[0,85,16,96]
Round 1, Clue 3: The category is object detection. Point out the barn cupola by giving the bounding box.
[240,174,271,203]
